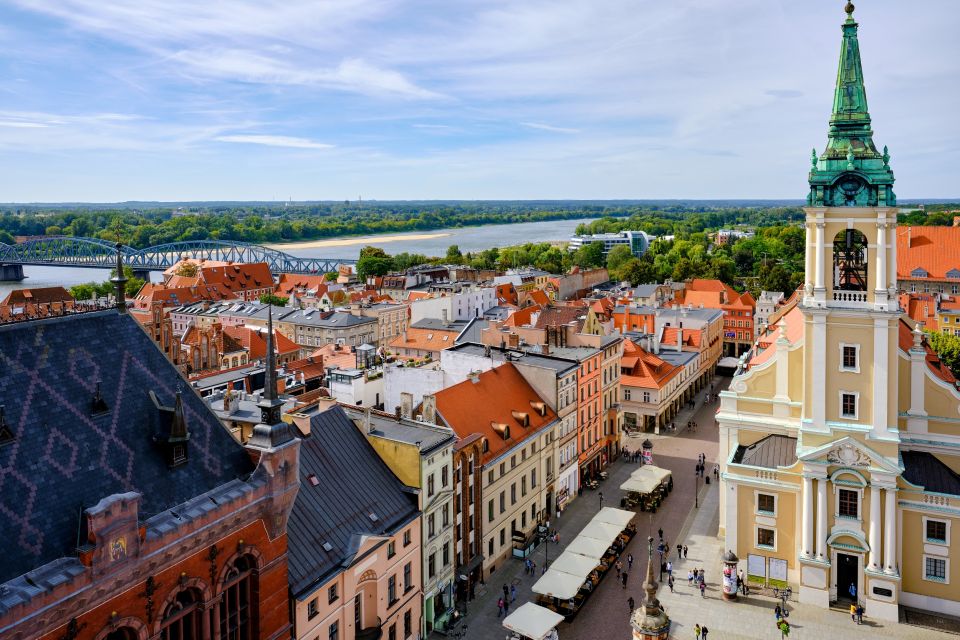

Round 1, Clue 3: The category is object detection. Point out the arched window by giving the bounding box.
[833,229,868,291]
[219,555,258,640]
[160,588,202,640]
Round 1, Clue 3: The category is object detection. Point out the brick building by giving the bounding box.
[0,307,300,640]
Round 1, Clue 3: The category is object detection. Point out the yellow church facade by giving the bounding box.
[718,5,960,621]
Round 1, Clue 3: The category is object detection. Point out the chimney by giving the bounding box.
[400,392,413,419]
[442,308,450,326]
[484,343,492,358]
[364,406,372,433]
[676,327,683,352]
[542,342,550,356]
[422,394,437,424]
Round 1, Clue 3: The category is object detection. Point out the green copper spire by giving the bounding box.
[808,2,895,207]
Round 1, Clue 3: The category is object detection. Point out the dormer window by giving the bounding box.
[947,269,960,279]
[912,267,930,278]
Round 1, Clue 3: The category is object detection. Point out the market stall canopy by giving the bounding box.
[593,506,635,529]
[641,465,672,483]
[563,536,609,561]
[578,520,624,544]
[503,602,565,640]
[532,568,585,600]
[550,551,600,578]
[620,476,659,494]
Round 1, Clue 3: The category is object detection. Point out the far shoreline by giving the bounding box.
[264,231,453,251]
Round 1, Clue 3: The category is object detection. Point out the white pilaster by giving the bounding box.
[815,221,826,291]
[908,326,928,432]
[888,224,898,296]
[725,481,738,554]
[812,314,827,430]
[883,486,898,575]
[816,476,828,561]
[875,220,887,294]
[802,476,814,557]
[868,484,881,571]
[873,316,889,437]
[805,222,813,291]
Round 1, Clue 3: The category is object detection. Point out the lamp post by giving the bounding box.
[599,491,604,511]
[695,467,700,509]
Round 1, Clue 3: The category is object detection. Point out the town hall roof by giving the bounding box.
[0,310,255,585]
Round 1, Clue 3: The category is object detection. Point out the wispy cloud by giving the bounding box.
[520,122,580,134]
[214,134,334,149]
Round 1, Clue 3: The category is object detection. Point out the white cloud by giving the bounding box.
[520,122,580,134]
[214,135,334,149]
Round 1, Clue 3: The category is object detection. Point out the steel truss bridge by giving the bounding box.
[0,237,355,276]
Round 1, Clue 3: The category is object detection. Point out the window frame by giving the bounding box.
[755,491,777,516]
[839,390,859,420]
[328,584,339,604]
[756,526,776,551]
[839,342,860,373]
[922,554,949,584]
[837,487,860,520]
[923,516,950,545]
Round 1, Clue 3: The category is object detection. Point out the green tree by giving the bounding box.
[445,244,464,262]
[619,258,658,286]
[572,241,605,268]
[606,245,634,276]
[759,263,793,296]
[357,245,396,281]
[70,283,98,300]
[259,293,290,306]
[324,271,339,281]
[924,330,960,377]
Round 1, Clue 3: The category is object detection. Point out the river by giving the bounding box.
[0,217,598,298]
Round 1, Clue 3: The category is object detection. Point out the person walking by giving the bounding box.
[622,572,629,589]
[531,560,537,575]
[775,604,782,621]
[687,569,694,586]
[616,560,622,577]
[683,545,688,559]
[627,554,634,571]
[628,596,635,611]
[497,597,505,618]
[694,624,701,640]
[666,560,673,578]
[699,580,706,598]
[504,596,510,614]
[701,626,709,640]
[676,543,683,557]
[850,602,857,623]
[503,584,509,602]
[856,604,864,624]
[658,527,663,540]
[848,582,857,600]
[510,584,516,603]
[668,575,675,593]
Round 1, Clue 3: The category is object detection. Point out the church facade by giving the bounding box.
[718,3,960,621]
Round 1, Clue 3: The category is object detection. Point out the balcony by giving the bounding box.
[832,290,867,303]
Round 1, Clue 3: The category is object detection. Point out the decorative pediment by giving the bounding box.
[799,436,900,473]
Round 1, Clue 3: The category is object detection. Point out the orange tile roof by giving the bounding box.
[1,286,74,306]
[750,306,803,366]
[165,275,201,288]
[661,326,702,348]
[900,293,939,331]
[898,318,958,385]
[223,325,300,359]
[388,326,459,354]
[311,343,357,370]
[525,289,550,308]
[133,282,235,309]
[198,262,274,294]
[619,339,682,390]
[434,363,556,465]
[611,308,656,333]
[504,305,541,328]
[285,356,328,380]
[534,305,586,329]
[407,291,431,301]
[896,226,960,280]
[275,273,329,296]
[496,283,518,306]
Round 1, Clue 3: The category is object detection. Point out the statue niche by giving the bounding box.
[833,228,868,292]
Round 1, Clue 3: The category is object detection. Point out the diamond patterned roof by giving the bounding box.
[0,311,254,584]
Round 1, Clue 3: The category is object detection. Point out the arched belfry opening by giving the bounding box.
[833,228,868,291]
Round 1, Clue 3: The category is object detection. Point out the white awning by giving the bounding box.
[620,476,658,494]
[532,568,586,600]
[549,551,600,578]
[593,507,635,529]
[718,356,740,369]
[503,602,565,640]
[631,465,672,484]
[577,520,624,544]
[563,536,609,561]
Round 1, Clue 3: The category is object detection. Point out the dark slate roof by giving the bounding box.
[732,434,798,469]
[287,406,419,596]
[0,311,255,584]
[902,450,960,496]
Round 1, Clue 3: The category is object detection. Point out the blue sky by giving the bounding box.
[0,0,957,202]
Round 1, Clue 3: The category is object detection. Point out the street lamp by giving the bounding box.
[695,465,700,509]
[599,491,604,511]
[540,521,552,570]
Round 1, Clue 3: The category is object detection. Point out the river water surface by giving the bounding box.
[0,217,597,298]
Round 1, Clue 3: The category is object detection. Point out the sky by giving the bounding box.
[0,0,957,202]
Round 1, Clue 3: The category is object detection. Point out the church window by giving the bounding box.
[160,588,203,640]
[219,555,257,640]
[756,527,775,549]
[840,344,859,372]
[838,489,858,518]
[832,229,868,292]
[924,557,948,583]
[756,493,776,515]
[925,518,948,544]
[840,392,858,419]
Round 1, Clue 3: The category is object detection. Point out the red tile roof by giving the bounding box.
[899,293,939,332]
[898,318,958,385]
[661,326,702,348]
[197,262,274,294]
[620,339,682,390]
[388,326,459,354]
[133,282,235,309]
[896,226,960,280]
[275,273,329,297]
[434,363,556,465]
[223,325,300,359]
[2,286,74,306]
[504,305,541,328]
[533,305,586,329]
